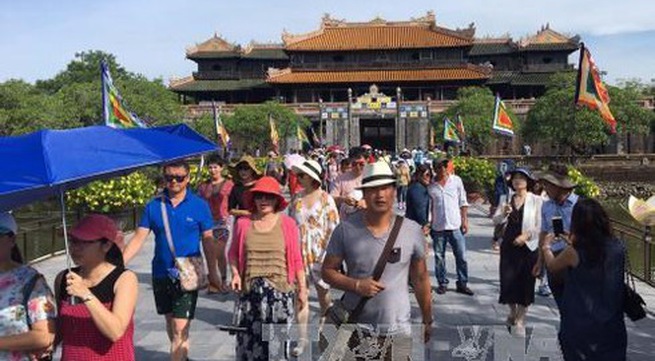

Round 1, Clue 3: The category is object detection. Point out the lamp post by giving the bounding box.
[396,87,402,154]
[347,88,353,150]
[318,98,324,147]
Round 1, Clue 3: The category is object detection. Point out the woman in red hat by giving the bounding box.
[228,177,307,361]
[54,214,138,361]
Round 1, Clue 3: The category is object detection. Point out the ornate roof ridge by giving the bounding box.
[474,35,513,44]
[518,24,578,47]
[242,41,284,54]
[169,75,194,88]
[186,33,240,55]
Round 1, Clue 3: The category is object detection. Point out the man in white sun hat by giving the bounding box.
[322,161,433,359]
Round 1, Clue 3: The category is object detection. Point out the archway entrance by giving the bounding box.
[359,118,395,151]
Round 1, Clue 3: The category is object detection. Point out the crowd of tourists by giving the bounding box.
[0,143,632,361]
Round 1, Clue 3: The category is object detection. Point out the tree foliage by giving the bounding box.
[0,50,183,135]
[220,101,308,153]
[524,72,653,155]
[435,87,519,155]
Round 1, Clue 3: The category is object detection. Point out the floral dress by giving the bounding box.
[0,265,56,361]
[288,191,339,289]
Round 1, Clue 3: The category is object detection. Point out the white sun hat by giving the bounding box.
[357,161,397,189]
[291,159,323,184]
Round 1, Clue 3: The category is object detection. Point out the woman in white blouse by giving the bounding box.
[493,168,542,336]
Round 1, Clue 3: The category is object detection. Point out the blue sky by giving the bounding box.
[1,0,653,85]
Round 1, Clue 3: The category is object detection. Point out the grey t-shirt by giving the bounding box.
[325,212,426,334]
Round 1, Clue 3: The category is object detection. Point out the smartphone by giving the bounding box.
[552,216,564,237]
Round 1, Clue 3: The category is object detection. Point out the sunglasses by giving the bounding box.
[253,193,278,201]
[164,174,188,183]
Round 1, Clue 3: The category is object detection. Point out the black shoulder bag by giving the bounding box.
[325,216,404,326]
[623,240,647,321]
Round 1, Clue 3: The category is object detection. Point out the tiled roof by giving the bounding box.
[170,78,268,92]
[519,43,579,52]
[267,66,490,84]
[241,48,288,60]
[186,34,240,58]
[284,26,472,51]
[486,71,573,86]
[518,25,579,52]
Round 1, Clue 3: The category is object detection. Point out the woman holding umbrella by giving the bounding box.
[55,214,138,360]
[228,177,307,361]
[0,212,56,361]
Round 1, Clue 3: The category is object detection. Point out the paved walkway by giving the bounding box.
[33,205,655,360]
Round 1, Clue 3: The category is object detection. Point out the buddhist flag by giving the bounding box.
[574,43,617,133]
[101,61,146,129]
[212,101,230,148]
[456,113,466,139]
[492,95,514,137]
[269,114,279,153]
[443,117,461,143]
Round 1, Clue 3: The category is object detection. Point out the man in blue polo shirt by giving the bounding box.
[123,160,219,361]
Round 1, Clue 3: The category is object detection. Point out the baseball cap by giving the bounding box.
[68,214,119,243]
[0,212,17,235]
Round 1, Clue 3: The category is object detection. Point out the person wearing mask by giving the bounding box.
[492,168,542,336]
[198,155,234,294]
[405,163,432,232]
[429,157,473,296]
[123,161,219,361]
[542,199,626,361]
[229,177,307,361]
[533,164,579,307]
[0,212,56,361]
[288,160,340,356]
[228,155,263,219]
[56,214,138,360]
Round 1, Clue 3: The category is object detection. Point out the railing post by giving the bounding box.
[645,226,652,283]
[51,224,57,256]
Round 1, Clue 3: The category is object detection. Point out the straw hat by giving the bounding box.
[244,176,288,212]
[357,162,397,189]
[292,160,323,184]
[229,155,262,177]
[534,164,577,189]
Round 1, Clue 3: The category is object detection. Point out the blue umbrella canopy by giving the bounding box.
[0,124,217,211]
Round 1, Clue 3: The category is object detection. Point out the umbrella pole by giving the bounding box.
[59,191,77,305]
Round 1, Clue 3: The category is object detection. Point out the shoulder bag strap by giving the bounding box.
[22,273,42,328]
[160,196,177,258]
[349,215,404,321]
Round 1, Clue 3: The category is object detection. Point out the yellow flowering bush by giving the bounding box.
[67,172,156,213]
[452,157,496,192]
[568,166,601,198]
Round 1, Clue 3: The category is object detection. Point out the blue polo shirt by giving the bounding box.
[541,192,579,234]
[139,190,213,278]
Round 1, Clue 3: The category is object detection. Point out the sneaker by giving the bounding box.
[537,284,552,297]
[436,285,447,294]
[455,285,474,296]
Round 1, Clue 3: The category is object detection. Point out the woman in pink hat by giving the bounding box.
[54,214,138,361]
[228,177,307,361]
[0,212,56,361]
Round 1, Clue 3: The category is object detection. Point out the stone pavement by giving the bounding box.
[32,204,655,360]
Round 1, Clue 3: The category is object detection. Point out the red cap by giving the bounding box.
[69,214,119,243]
[244,176,288,213]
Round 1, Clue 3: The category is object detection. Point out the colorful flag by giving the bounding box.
[212,101,230,148]
[101,61,146,129]
[309,127,321,146]
[574,43,617,133]
[443,117,461,143]
[492,95,514,137]
[297,124,310,146]
[269,114,279,153]
[456,113,466,139]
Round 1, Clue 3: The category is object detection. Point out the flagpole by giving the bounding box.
[101,60,108,126]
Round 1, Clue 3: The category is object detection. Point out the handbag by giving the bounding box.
[161,198,209,292]
[623,240,647,321]
[324,216,404,327]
